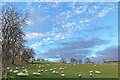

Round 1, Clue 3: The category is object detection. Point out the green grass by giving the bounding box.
[4,61,118,78]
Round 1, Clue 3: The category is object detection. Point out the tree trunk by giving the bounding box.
[12,58,15,65]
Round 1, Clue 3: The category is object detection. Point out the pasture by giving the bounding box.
[4,61,118,78]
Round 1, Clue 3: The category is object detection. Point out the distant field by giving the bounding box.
[3,61,118,78]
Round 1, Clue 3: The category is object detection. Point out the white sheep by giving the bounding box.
[7,67,10,70]
[41,70,43,72]
[54,68,56,70]
[61,74,65,77]
[59,67,62,70]
[52,71,56,74]
[45,70,48,72]
[14,70,18,74]
[56,72,58,74]
[89,71,93,74]
[17,72,28,77]
[33,72,41,76]
[61,71,64,74]
[94,65,96,67]
[16,67,19,70]
[50,69,53,71]
[78,74,82,78]
[22,67,24,69]
[9,70,13,73]
[90,73,92,77]
[95,71,101,74]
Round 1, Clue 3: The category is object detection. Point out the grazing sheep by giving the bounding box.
[45,70,48,72]
[90,73,92,77]
[56,72,58,74]
[33,72,41,76]
[61,68,64,70]
[38,66,41,68]
[7,67,10,70]
[61,71,64,74]
[78,74,82,78]
[23,69,26,73]
[94,65,96,67]
[64,67,67,69]
[61,74,65,77]
[54,68,56,70]
[59,67,62,70]
[9,70,13,73]
[89,71,93,74]
[95,71,101,74]
[16,67,19,70]
[52,71,56,74]
[50,69,53,71]
[14,70,18,74]
[22,67,24,69]
[17,72,28,77]
[41,70,43,72]
[38,70,41,73]
[47,64,50,66]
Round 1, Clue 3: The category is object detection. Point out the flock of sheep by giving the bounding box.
[6,63,102,78]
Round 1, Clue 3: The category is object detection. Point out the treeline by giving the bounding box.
[2,5,35,72]
[60,58,95,64]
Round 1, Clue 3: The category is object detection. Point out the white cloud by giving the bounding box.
[55,35,60,38]
[61,37,65,39]
[25,32,47,39]
[25,32,55,39]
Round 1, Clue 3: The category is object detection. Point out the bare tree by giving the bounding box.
[85,58,91,64]
[60,58,66,63]
[78,59,82,64]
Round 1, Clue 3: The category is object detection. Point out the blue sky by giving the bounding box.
[3,2,118,63]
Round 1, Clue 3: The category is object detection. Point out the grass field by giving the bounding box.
[4,61,118,78]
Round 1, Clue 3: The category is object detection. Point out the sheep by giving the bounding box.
[41,70,43,72]
[7,67,10,70]
[54,68,56,70]
[38,66,41,68]
[59,67,62,70]
[90,73,92,77]
[45,70,48,72]
[50,69,53,71]
[17,72,28,77]
[89,71,93,74]
[94,65,96,67]
[23,69,27,73]
[61,74,65,77]
[56,72,58,74]
[47,64,50,66]
[22,67,24,69]
[52,71,56,74]
[9,70,13,73]
[61,71,64,74]
[78,74,82,78]
[14,70,18,74]
[33,72,41,76]
[64,67,67,69]
[38,70,41,73]
[95,71,101,74]
[16,67,19,70]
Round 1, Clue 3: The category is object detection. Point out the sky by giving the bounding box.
[2,2,118,63]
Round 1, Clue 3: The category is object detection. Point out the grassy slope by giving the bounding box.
[6,61,118,78]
